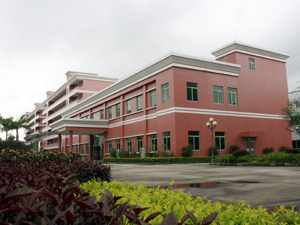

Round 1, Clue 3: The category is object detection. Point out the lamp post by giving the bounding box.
[206,118,217,163]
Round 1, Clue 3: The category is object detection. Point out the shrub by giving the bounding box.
[280,146,291,153]
[232,149,250,157]
[182,144,193,157]
[230,144,240,153]
[0,140,29,150]
[209,146,219,156]
[288,149,300,154]
[263,147,274,154]
[82,180,300,224]
[104,157,211,163]
[110,148,118,158]
[118,148,130,158]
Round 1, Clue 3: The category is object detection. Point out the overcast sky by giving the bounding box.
[1,0,300,141]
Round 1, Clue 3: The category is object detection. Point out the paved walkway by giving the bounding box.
[110,163,300,208]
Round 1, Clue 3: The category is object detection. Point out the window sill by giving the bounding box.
[146,106,156,110]
[108,117,121,121]
[124,110,143,117]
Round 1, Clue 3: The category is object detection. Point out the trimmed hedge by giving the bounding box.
[104,156,212,163]
[0,149,82,162]
[216,152,300,164]
[0,141,29,150]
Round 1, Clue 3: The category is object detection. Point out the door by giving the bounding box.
[245,137,255,154]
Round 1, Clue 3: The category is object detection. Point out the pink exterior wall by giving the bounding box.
[46,47,292,159]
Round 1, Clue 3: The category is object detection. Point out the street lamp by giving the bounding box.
[206,117,217,163]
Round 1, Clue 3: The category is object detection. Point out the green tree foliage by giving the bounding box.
[282,93,300,135]
[0,117,14,141]
[12,114,29,141]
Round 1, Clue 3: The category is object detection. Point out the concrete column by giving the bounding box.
[58,134,62,152]
[69,131,73,152]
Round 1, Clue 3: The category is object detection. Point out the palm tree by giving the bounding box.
[1,117,14,141]
[12,114,29,141]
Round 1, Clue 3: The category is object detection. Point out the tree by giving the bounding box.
[281,95,300,135]
[0,117,14,141]
[12,114,29,141]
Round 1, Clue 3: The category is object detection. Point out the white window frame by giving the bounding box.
[108,106,112,119]
[161,83,169,103]
[116,139,120,150]
[116,103,120,117]
[126,99,131,114]
[249,58,255,70]
[163,131,171,151]
[187,82,198,101]
[228,88,238,106]
[136,95,143,111]
[108,140,112,153]
[137,136,143,152]
[100,109,104,120]
[151,134,157,152]
[215,132,226,150]
[213,86,223,104]
[188,131,200,150]
[150,89,156,107]
[127,138,132,152]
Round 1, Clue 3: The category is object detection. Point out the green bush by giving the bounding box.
[182,144,193,157]
[104,157,211,163]
[0,149,82,162]
[0,140,29,150]
[82,180,300,224]
[209,146,219,156]
[230,144,240,153]
[263,147,274,154]
[280,146,291,153]
[232,149,250,157]
[110,148,118,158]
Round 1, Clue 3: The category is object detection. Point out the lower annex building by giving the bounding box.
[26,42,292,159]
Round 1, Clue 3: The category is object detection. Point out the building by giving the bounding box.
[26,42,292,158]
[25,71,117,150]
[289,90,300,149]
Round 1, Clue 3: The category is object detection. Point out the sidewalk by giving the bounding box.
[109,163,300,208]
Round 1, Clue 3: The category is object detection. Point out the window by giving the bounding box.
[72,145,75,152]
[151,134,157,152]
[161,83,169,103]
[215,132,226,150]
[91,113,96,119]
[249,58,255,70]
[81,144,84,154]
[293,140,300,149]
[188,131,200,150]
[116,103,120,117]
[150,90,156,107]
[108,106,112,119]
[108,140,112,153]
[127,138,132,152]
[62,146,64,152]
[67,146,69,152]
[136,95,143,111]
[213,86,223,104]
[126,99,131,114]
[100,109,104,120]
[76,145,79,152]
[86,143,89,154]
[116,139,120,150]
[137,136,143,152]
[163,132,170,151]
[228,88,238,105]
[187,82,198,101]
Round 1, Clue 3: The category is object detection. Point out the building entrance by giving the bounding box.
[245,137,255,154]
[92,134,104,160]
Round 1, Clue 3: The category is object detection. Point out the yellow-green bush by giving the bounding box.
[81,180,300,224]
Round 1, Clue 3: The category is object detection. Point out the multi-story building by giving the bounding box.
[25,71,117,150]
[289,90,300,149]
[47,42,292,159]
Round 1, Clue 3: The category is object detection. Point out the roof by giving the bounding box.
[211,41,289,62]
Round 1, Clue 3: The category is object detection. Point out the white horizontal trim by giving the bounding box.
[123,134,144,139]
[145,87,156,93]
[215,49,287,62]
[105,137,121,141]
[146,132,157,136]
[173,63,239,77]
[146,106,157,110]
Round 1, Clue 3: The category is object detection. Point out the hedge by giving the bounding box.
[104,156,212,163]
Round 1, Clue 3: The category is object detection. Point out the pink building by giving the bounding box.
[29,42,292,159]
[25,71,117,150]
